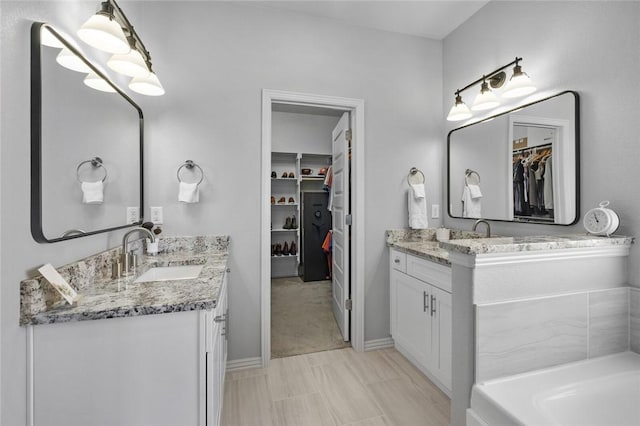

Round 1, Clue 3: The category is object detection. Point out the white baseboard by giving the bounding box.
[226,357,262,372]
[364,337,394,351]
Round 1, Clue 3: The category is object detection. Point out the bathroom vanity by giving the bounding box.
[388,229,634,426]
[20,236,229,426]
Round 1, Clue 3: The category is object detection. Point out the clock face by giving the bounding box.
[584,208,610,234]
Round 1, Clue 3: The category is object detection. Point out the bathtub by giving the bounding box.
[467,351,640,426]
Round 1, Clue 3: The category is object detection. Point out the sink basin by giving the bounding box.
[133,265,204,283]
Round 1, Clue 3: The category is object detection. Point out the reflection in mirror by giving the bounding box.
[31,22,143,243]
[448,91,579,225]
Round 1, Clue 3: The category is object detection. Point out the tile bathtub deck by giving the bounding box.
[222,347,450,426]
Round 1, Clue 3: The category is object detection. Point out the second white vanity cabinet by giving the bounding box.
[390,248,452,394]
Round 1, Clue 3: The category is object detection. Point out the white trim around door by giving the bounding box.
[261,89,365,368]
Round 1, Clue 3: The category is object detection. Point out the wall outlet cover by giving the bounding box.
[150,206,163,224]
[126,207,140,224]
[431,204,440,219]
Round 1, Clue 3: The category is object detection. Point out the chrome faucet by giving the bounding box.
[472,219,491,238]
[120,227,156,275]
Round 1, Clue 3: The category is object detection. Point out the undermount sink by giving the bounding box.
[133,265,204,283]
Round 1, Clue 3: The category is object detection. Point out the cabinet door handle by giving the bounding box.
[214,315,226,323]
[423,291,428,312]
[394,258,400,264]
[431,295,437,316]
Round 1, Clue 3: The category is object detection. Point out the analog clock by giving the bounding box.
[583,201,619,236]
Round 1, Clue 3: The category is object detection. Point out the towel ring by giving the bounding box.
[465,169,481,184]
[76,157,107,183]
[177,160,204,185]
[407,167,425,186]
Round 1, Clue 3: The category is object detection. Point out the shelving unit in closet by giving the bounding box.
[271,152,300,278]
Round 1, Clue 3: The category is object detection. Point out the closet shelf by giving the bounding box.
[271,254,298,259]
[301,176,325,181]
[271,178,298,181]
[272,203,299,207]
[272,229,298,233]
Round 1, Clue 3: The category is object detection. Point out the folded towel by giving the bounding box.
[81,181,103,204]
[178,182,199,203]
[410,183,425,199]
[408,190,428,229]
[467,184,483,199]
[462,186,482,218]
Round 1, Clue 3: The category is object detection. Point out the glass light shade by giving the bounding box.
[471,85,500,111]
[56,48,92,73]
[41,27,64,48]
[447,96,472,121]
[503,71,536,98]
[129,72,165,96]
[77,13,130,54]
[83,72,117,93]
[107,49,150,78]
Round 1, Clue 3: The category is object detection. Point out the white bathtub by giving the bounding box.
[467,351,640,426]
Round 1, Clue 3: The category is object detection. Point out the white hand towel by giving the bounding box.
[462,186,482,218]
[410,183,425,199]
[178,182,199,203]
[408,190,428,229]
[467,184,483,199]
[81,181,103,204]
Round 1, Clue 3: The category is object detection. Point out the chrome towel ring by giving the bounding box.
[465,168,481,184]
[76,157,107,183]
[407,167,425,186]
[177,160,204,185]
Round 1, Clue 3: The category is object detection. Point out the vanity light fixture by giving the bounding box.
[83,72,117,93]
[447,57,535,121]
[56,48,92,73]
[79,0,164,96]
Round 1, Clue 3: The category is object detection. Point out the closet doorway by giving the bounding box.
[261,90,365,367]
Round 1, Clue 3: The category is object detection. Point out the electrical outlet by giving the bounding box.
[150,206,163,224]
[126,207,139,224]
[431,204,440,219]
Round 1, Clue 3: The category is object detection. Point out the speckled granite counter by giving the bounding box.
[20,235,229,326]
[386,228,486,265]
[440,234,634,255]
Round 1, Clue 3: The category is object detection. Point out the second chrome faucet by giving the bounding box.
[472,219,491,238]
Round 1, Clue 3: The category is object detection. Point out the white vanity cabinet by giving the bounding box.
[390,248,452,395]
[28,274,228,426]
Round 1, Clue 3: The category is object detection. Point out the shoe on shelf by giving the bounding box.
[271,196,276,205]
[271,171,277,178]
[278,197,286,204]
[288,172,294,178]
[271,244,275,256]
[291,215,298,229]
[281,172,288,178]
[283,217,292,229]
[274,243,282,256]
[282,241,290,256]
[290,241,297,255]
[288,197,295,204]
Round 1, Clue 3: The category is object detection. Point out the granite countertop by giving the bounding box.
[20,235,229,326]
[386,229,634,265]
[440,234,634,255]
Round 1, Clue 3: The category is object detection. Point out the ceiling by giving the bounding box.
[255,0,489,40]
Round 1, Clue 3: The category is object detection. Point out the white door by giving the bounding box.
[331,112,351,341]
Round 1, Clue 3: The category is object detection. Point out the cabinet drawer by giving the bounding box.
[406,254,451,293]
[390,249,407,273]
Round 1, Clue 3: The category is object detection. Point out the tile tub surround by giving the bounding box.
[20,235,230,325]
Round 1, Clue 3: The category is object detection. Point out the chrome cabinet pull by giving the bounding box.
[431,295,437,316]
[394,257,400,264]
[423,291,428,312]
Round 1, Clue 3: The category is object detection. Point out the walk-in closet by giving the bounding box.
[269,104,350,358]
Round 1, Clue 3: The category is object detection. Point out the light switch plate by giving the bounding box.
[126,207,140,224]
[431,204,440,219]
[150,206,163,224]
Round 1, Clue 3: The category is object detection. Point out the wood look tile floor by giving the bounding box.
[222,347,450,426]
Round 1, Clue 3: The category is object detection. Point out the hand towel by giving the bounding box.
[178,182,199,203]
[81,181,103,204]
[467,184,483,199]
[410,183,425,199]
[408,187,428,229]
[462,186,482,218]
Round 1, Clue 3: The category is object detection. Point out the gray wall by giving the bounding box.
[443,1,640,288]
[1,2,442,423]
[272,111,337,154]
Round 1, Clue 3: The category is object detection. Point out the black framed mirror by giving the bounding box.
[31,22,143,243]
[447,91,580,225]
